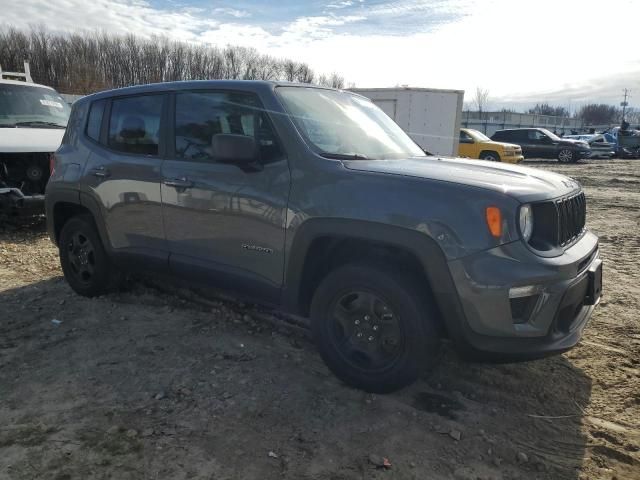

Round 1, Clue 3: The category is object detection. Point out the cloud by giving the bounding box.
[327,1,356,9]
[0,0,218,41]
[211,7,251,18]
[327,1,353,7]
[1,0,639,106]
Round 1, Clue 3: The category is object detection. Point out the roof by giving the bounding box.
[351,87,465,95]
[0,78,56,90]
[79,80,338,104]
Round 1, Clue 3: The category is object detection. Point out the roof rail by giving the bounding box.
[0,61,33,83]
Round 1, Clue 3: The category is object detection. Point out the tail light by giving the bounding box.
[49,153,56,175]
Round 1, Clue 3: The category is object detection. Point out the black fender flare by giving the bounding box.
[45,188,81,244]
[79,191,113,253]
[281,218,468,339]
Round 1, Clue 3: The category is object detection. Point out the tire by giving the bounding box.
[310,263,439,393]
[558,149,575,163]
[480,151,500,162]
[59,215,120,297]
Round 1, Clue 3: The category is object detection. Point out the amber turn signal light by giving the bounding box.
[485,206,502,237]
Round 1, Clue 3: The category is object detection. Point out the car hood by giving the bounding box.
[559,138,589,147]
[0,128,65,153]
[343,156,581,203]
[484,140,520,149]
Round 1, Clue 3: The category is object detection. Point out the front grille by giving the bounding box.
[557,193,586,246]
[529,192,586,250]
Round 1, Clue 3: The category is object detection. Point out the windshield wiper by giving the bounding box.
[14,121,66,129]
[320,152,369,160]
[0,123,17,128]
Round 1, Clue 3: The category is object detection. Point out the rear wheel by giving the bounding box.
[59,215,119,297]
[558,149,575,163]
[480,151,500,162]
[310,264,439,393]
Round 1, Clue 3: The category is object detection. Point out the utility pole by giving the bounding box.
[621,89,631,123]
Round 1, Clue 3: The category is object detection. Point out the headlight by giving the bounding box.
[519,204,534,241]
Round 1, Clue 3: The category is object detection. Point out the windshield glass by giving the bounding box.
[467,129,491,141]
[276,86,425,160]
[0,83,70,128]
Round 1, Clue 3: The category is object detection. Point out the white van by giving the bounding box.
[0,68,70,219]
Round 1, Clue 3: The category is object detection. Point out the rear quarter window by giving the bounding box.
[86,99,106,142]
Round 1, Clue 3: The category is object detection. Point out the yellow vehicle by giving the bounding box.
[458,128,524,163]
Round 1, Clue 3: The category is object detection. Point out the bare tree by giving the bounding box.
[473,87,490,118]
[0,26,346,94]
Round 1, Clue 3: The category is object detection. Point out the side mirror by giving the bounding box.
[211,134,257,164]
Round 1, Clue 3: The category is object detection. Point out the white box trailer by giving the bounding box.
[350,87,464,157]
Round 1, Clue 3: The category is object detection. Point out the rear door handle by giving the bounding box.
[163,177,194,189]
[90,166,111,178]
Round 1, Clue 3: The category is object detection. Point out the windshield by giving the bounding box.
[0,83,70,128]
[466,129,491,141]
[276,86,425,160]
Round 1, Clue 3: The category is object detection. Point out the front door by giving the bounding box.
[525,129,557,158]
[458,130,476,157]
[161,90,290,303]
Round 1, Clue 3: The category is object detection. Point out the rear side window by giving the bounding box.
[86,99,106,142]
[175,91,284,165]
[108,95,163,156]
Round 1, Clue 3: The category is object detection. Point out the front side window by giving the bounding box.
[175,91,284,164]
[0,84,70,128]
[467,129,491,142]
[108,95,163,156]
[528,130,547,141]
[537,128,560,140]
[460,131,474,143]
[276,87,425,160]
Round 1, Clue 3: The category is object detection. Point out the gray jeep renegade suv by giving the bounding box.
[46,81,602,393]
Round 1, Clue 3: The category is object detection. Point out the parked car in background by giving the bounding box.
[46,80,602,393]
[564,134,615,159]
[458,128,523,163]
[491,128,591,163]
[611,126,640,158]
[0,74,70,219]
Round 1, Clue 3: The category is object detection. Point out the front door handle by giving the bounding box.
[163,177,194,189]
[90,166,111,178]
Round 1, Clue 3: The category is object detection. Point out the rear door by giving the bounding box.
[81,93,168,267]
[161,89,290,303]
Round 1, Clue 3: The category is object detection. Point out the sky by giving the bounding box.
[2,0,639,112]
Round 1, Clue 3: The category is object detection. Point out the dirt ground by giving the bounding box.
[1,159,639,480]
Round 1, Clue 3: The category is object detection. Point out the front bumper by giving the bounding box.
[0,188,45,219]
[577,150,591,159]
[445,231,601,358]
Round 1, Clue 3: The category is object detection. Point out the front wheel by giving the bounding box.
[310,264,439,393]
[480,151,500,162]
[558,149,575,163]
